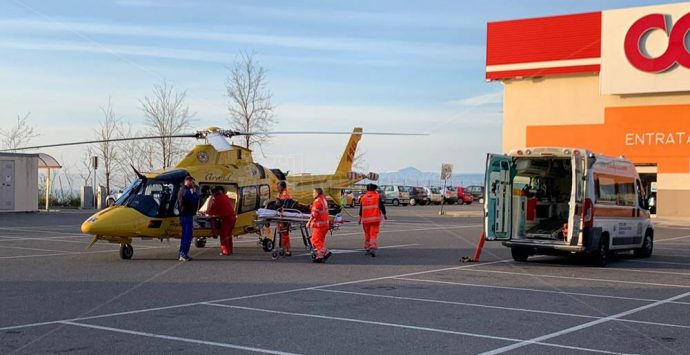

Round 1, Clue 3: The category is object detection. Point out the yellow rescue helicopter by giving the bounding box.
[8,127,395,259]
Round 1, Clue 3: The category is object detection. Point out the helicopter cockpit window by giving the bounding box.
[114,179,143,206]
[127,180,177,217]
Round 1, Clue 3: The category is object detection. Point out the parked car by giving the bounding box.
[352,189,366,206]
[341,187,366,207]
[456,186,474,205]
[442,186,458,204]
[409,186,430,206]
[424,187,444,205]
[379,185,411,206]
[106,191,123,207]
[465,185,485,203]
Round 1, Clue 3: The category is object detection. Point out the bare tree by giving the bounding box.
[140,81,194,168]
[0,112,38,150]
[352,149,368,172]
[114,121,155,186]
[95,97,120,194]
[226,51,276,150]
[78,146,95,187]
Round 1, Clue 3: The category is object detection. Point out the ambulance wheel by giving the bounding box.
[392,199,400,206]
[195,238,206,248]
[271,251,279,260]
[511,248,529,262]
[262,239,274,252]
[592,235,610,267]
[634,231,653,258]
[120,244,134,260]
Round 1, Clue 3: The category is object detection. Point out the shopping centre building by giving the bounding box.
[486,2,690,217]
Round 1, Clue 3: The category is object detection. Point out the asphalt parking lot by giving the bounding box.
[1,204,689,354]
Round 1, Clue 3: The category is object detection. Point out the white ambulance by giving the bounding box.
[484,147,654,266]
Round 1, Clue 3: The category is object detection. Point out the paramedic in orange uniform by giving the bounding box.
[308,187,332,263]
[359,183,387,257]
[207,186,236,256]
[277,181,292,256]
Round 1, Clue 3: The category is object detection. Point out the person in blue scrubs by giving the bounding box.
[177,175,199,261]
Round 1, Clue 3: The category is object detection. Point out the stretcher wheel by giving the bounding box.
[120,244,134,260]
[271,251,279,260]
[279,250,285,257]
[262,239,274,252]
[195,238,206,248]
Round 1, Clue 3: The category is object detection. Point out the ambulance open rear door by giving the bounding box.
[567,152,585,245]
[484,154,513,241]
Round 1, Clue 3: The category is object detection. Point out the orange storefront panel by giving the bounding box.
[526,104,690,173]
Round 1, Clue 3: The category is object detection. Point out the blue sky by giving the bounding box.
[0,0,682,176]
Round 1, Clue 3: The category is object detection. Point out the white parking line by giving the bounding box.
[314,289,690,330]
[393,277,690,305]
[334,224,480,237]
[0,246,168,260]
[0,244,75,253]
[479,289,690,355]
[0,235,86,243]
[297,243,419,256]
[624,259,690,267]
[316,289,597,318]
[202,303,620,355]
[59,321,300,355]
[0,224,78,230]
[656,235,690,243]
[652,251,690,258]
[458,268,690,288]
[0,227,81,235]
[0,260,509,331]
[603,267,690,277]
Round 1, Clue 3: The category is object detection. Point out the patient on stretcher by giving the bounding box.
[265,198,311,214]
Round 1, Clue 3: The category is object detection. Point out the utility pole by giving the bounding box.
[92,156,98,209]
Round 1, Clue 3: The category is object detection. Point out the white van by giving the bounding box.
[484,147,654,266]
[378,185,411,206]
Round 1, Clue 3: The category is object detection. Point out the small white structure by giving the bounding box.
[0,153,39,212]
[37,153,62,210]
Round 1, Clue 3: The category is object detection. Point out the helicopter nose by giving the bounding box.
[81,215,102,235]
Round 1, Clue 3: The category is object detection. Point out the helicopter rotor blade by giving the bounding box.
[234,131,426,136]
[1,134,197,152]
[1,128,426,152]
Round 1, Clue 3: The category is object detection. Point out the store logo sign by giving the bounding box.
[624,12,690,73]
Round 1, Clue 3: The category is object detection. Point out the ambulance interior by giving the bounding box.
[511,157,573,241]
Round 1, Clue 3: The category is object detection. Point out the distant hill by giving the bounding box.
[371,167,483,187]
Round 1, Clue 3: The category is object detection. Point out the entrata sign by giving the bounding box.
[601,3,690,95]
[624,13,690,73]
[527,104,690,174]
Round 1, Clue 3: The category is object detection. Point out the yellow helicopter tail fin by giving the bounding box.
[335,127,362,177]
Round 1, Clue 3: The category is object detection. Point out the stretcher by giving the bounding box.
[254,208,345,260]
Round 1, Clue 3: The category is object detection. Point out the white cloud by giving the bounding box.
[0,39,408,69]
[0,19,482,61]
[447,91,503,106]
[112,1,481,30]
